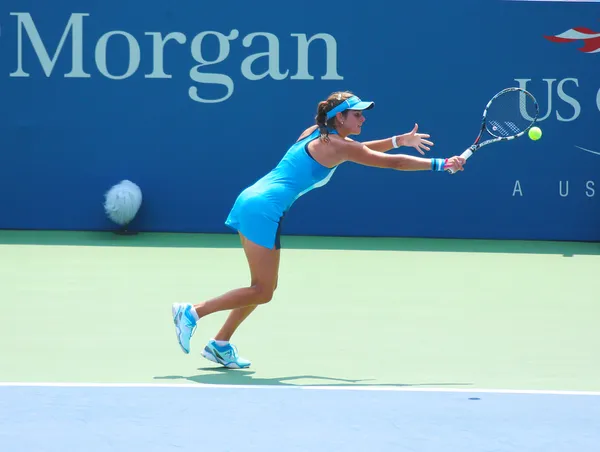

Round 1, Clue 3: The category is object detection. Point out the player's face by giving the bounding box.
[344,110,366,135]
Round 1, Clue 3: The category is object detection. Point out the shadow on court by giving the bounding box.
[153,368,473,388]
[0,229,598,256]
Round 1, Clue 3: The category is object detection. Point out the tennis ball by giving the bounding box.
[528,126,542,141]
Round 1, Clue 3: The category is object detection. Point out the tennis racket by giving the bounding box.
[447,87,539,174]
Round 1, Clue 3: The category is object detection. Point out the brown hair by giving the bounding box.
[315,91,355,142]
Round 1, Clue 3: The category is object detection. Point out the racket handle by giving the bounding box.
[446,149,473,174]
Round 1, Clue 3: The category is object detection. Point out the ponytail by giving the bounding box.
[315,101,331,142]
[314,91,355,143]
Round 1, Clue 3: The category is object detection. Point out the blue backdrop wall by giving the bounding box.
[0,0,598,241]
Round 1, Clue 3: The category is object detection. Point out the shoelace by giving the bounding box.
[221,344,239,361]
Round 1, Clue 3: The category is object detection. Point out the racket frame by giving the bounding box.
[447,87,539,174]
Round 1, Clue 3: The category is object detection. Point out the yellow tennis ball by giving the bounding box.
[529,126,542,141]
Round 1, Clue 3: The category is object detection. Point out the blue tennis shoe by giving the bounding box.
[202,339,251,369]
[172,303,197,354]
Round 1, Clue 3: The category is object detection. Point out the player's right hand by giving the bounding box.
[445,156,466,171]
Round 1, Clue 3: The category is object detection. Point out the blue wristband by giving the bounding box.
[431,158,447,171]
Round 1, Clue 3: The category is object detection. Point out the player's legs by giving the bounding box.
[199,233,280,368]
[171,232,280,356]
[214,233,280,341]
[192,233,279,318]
[172,193,283,364]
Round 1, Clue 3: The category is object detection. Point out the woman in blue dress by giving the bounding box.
[171,91,466,368]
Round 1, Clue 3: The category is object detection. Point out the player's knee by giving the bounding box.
[252,283,275,304]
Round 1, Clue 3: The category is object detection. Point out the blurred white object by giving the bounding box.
[104,180,142,227]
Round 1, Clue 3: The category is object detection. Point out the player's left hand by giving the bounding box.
[401,123,434,155]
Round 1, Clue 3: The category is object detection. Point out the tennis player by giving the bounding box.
[172,91,465,368]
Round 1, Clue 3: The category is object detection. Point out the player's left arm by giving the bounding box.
[359,136,398,153]
[360,124,434,155]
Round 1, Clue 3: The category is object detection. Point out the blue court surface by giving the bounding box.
[1,384,599,452]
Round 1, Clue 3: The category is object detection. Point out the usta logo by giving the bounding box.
[512,25,600,200]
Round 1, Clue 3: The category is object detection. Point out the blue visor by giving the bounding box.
[326,96,375,120]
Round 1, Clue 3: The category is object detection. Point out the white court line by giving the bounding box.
[0,381,599,396]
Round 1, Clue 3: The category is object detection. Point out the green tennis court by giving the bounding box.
[1,230,598,391]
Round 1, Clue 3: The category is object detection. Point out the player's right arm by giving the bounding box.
[336,139,465,172]
[344,141,431,170]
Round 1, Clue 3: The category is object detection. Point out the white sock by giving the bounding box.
[189,306,200,322]
[213,339,229,347]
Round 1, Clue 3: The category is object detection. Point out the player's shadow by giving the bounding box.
[154,368,472,388]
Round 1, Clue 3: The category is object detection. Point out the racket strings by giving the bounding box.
[485,91,536,138]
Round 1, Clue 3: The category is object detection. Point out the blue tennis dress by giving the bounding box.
[225,128,338,249]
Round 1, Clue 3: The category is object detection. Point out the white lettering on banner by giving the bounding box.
[515,78,581,122]
[512,180,523,196]
[586,181,595,198]
[189,30,239,104]
[290,34,343,80]
[144,32,186,79]
[95,31,140,80]
[597,87,600,112]
[10,12,91,78]
[511,181,596,198]
[556,79,581,122]
[8,12,343,103]
[559,181,569,197]
[516,78,553,121]
[558,181,596,198]
[241,32,289,81]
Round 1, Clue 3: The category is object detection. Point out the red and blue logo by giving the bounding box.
[545,26,600,53]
